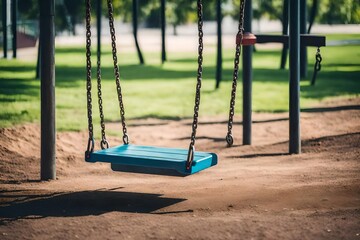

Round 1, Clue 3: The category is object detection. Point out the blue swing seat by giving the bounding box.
[85,144,218,176]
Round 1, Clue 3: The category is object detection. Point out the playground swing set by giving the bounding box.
[84,0,220,176]
[36,0,326,180]
[83,0,326,176]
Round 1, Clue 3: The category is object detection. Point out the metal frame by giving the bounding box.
[40,0,56,180]
[289,0,301,153]
[240,0,325,154]
[255,34,326,47]
[242,0,252,145]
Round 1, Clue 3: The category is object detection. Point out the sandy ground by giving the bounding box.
[0,98,359,240]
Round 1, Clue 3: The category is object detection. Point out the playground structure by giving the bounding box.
[1,0,327,180]
[86,0,325,176]
[93,0,326,149]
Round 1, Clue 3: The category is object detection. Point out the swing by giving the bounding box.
[84,0,219,176]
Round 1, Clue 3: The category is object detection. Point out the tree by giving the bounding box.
[230,0,360,25]
[318,0,360,24]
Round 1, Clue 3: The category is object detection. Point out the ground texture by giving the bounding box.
[0,98,359,240]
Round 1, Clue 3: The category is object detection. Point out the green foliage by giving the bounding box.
[231,0,360,24]
[319,0,360,24]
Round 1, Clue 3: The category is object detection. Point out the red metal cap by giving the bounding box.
[236,32,257,46]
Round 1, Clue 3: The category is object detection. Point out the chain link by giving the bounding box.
[226,0,246,147]
[85,0,94,154]
[96,9,109,149]
[186,0,204,170]
[311,47,322,86]
[315,47,322,71]
[107,0,129,144]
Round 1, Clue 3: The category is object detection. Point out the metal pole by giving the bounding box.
[300,0,307,78]
[40,0,56,180]
[280,0,289,69]
[97,0,101,62]
[2,0,7,58]
[215,0,222,89]
[289,0,301,154]
[242,0,252,145]
[11,0,16,58]
[160,0,166,63]
[132,0,144,64]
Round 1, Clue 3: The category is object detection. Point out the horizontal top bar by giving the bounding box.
[255,34,326,47]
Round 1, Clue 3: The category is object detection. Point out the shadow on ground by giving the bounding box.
[0,189,187,223]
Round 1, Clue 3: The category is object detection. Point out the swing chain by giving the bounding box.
[315,47,322,71]
[226,0,246,147]
[186,0,204,170]
[97,25,109,150]
[311,47,322,86]
[107,0,129,145]
[85,0,94,154]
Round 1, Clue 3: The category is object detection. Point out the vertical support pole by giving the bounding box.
[2,0,7,58]
[215,0,222,89]
[289,0,301,154]
[132,0,144,64]
[11,0,16,58]
[242,0,252,145]
[280,0,289,69]
[300,0,307,78]
[40,0,56,180]
[160,0,166,63]
[97,0,101,66]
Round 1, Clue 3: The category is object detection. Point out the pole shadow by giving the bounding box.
[301,105,360,113]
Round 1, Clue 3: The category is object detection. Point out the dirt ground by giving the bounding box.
[0,98,359,240]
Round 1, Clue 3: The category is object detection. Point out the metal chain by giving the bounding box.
[310,47,322,86]
[96,41,109,149]
[107,0,129,144]
[186,0,204,170]
[85,0,94,156]
[226,0,246,147]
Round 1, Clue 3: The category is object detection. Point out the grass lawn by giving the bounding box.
[0,33,359,135]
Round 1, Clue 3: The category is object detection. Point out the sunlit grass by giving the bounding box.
[0,33,359,132]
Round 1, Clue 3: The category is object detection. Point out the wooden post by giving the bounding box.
[40,0,56,180]
[289,0,301,154]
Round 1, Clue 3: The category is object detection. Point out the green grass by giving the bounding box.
[0,33,359,134]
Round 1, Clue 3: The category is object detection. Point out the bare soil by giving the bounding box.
[0,98,359,240]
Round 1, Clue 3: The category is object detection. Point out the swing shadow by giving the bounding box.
[0,189,187,224]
